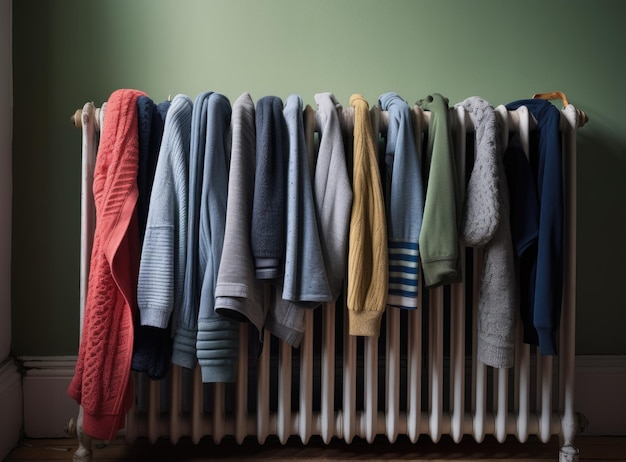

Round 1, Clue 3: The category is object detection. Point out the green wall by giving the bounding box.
[12,0,626,355]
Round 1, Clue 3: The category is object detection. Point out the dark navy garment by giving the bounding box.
[505,99,563,355]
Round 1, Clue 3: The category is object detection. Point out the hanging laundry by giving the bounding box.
[134,94,191,380]
[417,93,461,288]
[504,98,563,356]
[214,93,266,347]
[378,92,424,310]
[68,88,146,441]
[456,96,516,369]
[347,94,388,337]
[312,92,353,302]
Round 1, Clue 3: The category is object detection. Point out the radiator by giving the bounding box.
[69,94,587,462]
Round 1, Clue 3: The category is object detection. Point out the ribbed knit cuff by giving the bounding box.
[477,337,515,369]
[140,308,171,330]
[255,257,280,279]
[348,309,383,337]
[196,318,239,383]
[421,258,459,288]
[172,326,197,369]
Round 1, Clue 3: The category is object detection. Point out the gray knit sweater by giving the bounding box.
[457,96,516,369]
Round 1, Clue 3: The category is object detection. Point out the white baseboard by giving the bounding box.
[20,356,78,438]
[15,354,626,439]
[574,355,626,436]
[0,358,23,460]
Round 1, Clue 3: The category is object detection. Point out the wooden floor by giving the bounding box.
[4,435,626,462]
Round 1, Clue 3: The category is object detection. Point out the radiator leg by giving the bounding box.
[72,406,93,462]
[559,444,579,462]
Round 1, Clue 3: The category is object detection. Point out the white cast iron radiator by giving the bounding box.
[69,93,587,462]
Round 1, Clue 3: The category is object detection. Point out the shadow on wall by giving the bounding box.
[576,129,626,355]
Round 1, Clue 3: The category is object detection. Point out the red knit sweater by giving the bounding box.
[68,89,147,440]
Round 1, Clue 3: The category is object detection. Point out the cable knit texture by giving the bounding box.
[347,94,388,337]
[459,98,500,246]
[68,88,146,440]
[457,97,516,368]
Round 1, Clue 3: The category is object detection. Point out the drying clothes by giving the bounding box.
[194,93,239,383]
[347,94,388,337]
[313,92,353,301]
[172,91,211,369]
[378,92,424,310]
[505,98,563,356]
[136,96,170,243]
[251,96,288,280]
[214,93,266,341]
[457,96,516,369]
[264,94,333,347]
[281,94,331,306]
[417,93,461,288]
[134,94,193,379]
[172,92,240,383]
[68,88,146,440]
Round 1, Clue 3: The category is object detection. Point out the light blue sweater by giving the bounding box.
[378,92,424,310]
[138,94,192,329]
[281,94,331,305]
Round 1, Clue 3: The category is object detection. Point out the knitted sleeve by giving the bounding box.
[347,94,388,337]
[196,93,239,383]
[137,95,192,330]
[68,88,146,441]
[457,97,516,368]
[173,91,212,369]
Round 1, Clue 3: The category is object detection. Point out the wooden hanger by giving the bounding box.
[532,91,569,107]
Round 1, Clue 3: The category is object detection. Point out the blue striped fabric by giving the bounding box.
[387,240,419,309]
